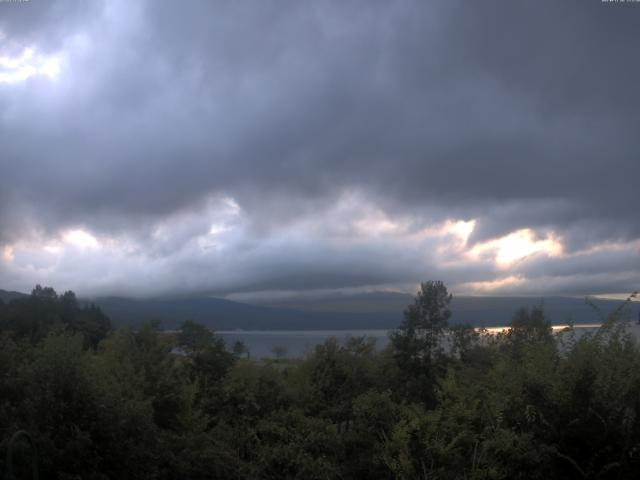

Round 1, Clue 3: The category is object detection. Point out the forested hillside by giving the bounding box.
[1,283,639,479]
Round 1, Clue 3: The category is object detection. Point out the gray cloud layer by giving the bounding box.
[0,0,638,298]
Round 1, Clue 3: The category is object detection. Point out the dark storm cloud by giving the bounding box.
[0,0,638,296]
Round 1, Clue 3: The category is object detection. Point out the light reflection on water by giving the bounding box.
[481,323,603,334]
[218,323,636,359]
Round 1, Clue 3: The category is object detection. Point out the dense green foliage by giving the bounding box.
[1,284,639,479]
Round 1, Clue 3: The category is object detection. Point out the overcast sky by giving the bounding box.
[0,0,638,300]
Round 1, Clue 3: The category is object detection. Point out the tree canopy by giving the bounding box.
[1,284,639,479]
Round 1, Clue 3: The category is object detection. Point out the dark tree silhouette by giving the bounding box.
[390,280,452,405]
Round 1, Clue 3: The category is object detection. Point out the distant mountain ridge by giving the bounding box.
[74,293,640,330]
[0,289,29,303]
[2,288,637,330]
[89,296,398,330]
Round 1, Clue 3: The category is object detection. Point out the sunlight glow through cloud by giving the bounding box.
[2,245,14,262]
[0,47,62,84]
[462,275,525,293]
[468,228,563,267]
[355,213,402,237]
[43,244,62,255]
[63,229,100,249]
[441,220,476,244]
[208,224,231,236]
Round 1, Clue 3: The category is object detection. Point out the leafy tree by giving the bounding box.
[178,319,215,353]
[232,339,249,358]
[302,337,380,423]
[223,362,290,419]
[249,409,342,480]
[177,320,236,417]
[31,284,58,300]
[271,344,288,360]
[501,306,553,359]
[390,280,452,405]
[0,286,110,347]
[449,323,480,362]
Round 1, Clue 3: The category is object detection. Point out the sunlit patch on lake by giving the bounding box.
[481,323,602,335]
[218,323,640,359]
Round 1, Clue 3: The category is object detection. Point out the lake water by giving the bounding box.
[219,323,639,359]
[218,329,391,359]
[216,323,640,358]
